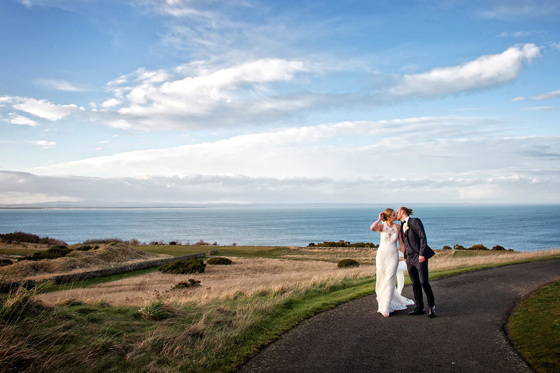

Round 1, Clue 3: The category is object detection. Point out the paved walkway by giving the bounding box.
[237,259,560,373]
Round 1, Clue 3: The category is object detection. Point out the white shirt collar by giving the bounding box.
[404,216,410,224]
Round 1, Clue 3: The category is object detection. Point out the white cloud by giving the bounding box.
[511,89,560,102]
[29,140,56,149]
[102,58,310,130]
[388,44,541,98]
[3,96,85,121]
[35,79,86,92]
[3,113,39,126]
[101,98,121,108]
[479,0,560,20]
[521,106,557,111]
[35,115,558,189]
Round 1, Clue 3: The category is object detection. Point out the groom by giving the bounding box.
[397,207,436,318]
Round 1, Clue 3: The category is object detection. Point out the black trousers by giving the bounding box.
[407,259,435,309]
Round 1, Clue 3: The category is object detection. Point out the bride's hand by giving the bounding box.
[378,212,384,221]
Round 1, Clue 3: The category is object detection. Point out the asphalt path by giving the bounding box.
[236,259,560,373]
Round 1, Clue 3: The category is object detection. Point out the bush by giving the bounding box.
[0,231,67,246]
[454,244,466,250]
[159,259,206,274]
[138,300,174,320]
[310,241,378,248]
[442,245,452,250]
[207,257,232,265]
[492,245,506,251]
[0,259,13,267]
[337,259,360,268]
[169,241,177,246]
[195,240,210,246]
[172,279,201,289]
[469,244,489,251]
[26,245,71,261]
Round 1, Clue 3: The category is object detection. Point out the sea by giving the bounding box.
[0,204,559,252]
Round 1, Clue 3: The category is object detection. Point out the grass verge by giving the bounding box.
[2,253,559,373]
[135,245,290,258]
[508,280,560,373]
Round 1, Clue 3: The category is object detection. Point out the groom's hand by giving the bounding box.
[419,256,425,263]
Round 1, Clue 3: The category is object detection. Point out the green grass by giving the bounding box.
[508,280,560,373]
[2,249,559,373]
[36,266,161,294]
[452,249,516,257]
[135,245,290,258]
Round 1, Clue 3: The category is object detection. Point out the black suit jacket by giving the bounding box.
[401,217,435,261]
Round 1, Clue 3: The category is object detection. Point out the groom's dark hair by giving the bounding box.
[399,207,413,216]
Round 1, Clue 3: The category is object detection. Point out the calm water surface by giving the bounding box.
[1,205,559,251]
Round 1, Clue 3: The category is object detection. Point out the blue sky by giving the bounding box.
[1,0,559,205]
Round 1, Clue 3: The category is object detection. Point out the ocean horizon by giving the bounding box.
[1,204,559,252]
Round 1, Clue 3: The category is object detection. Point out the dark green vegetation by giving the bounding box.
[0,231,67,246]
[450,243,512,251]
[508,281,560,373]
[158,258,206,274]
[308,240,377,248]
[207,257,233,265]
[337,259,360,268]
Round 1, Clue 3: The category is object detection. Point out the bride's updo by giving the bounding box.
[382,208,394,222]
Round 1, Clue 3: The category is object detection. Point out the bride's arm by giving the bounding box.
[370,212,384,232]
[398,225,405,254]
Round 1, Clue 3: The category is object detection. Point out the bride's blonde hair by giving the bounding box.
[381,208,394,222]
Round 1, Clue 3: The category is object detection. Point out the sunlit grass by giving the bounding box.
[508,280,560,373]
[2,246,559,373]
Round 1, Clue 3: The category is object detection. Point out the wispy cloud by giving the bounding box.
[102,58,312,130]
[478,0,560,20]
[35,79,87,92]
[3,113,38,126]
[511,89,560,102]
[1,96,84,122]
[387,44,541,98]
[29,140,56,149]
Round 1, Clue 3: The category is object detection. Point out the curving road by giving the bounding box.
[236,259,560,373]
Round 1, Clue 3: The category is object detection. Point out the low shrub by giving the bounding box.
[442,245,452,250]
[138,300,174,320]
[26,245,72,261]
[469,244,489,251]
[337,259,360,268]
[172,279,201,289]
[492,245,506,251]
[159,259,206,274]
[454,244,466,250]
[207,257,232,265]
[0,259,13,267]
[0,231,67,246]
[309,241,378,248]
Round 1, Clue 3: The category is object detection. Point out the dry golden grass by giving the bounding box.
[37,248,560,308]
[38,257,374,306]
[0,243,159,282]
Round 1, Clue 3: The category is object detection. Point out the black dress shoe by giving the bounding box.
[408,307,425,315]
[428,306,436,318]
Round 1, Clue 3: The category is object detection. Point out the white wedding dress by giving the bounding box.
[376,223,414,316]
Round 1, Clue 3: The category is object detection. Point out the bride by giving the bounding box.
[370,208,414,317]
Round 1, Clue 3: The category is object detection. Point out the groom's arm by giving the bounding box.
[413,218,429,258]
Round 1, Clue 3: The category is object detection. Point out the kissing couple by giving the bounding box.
[370,207,436,318]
